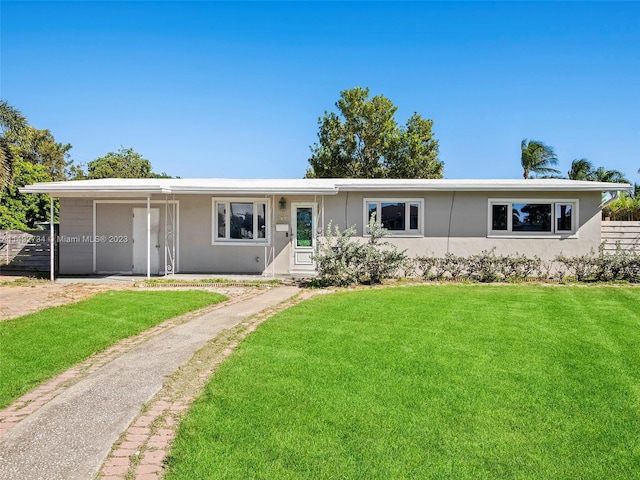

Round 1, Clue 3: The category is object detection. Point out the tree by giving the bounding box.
[4,126,72,181]
[591,166,628,184]
[306,87,443,179]
[520,139,560,179]
[0,158,53,229]
[0,100,28,189]
[386,113,443,179]
[1,100,73,228]
[568,158,629,183]
[568,158,595,180]
[79,147,169,179]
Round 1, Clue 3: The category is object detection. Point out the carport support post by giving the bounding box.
[147,195,151,279]
[50,196,55,282]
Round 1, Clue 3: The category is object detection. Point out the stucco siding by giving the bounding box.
[58,198,92,274]
[320,190,603,260]
[56,189,605,275]
[177,195,277,274]
[95,204,135,272]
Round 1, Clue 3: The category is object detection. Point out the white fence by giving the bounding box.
[601,221,640,253]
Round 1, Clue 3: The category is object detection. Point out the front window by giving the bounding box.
[489,199,577,236]
[512,203,552,232]
[365,198,423,235]
[213,199,268,243]
[556,203,573,232]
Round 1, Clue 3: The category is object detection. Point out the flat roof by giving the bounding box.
[20,177,632,197]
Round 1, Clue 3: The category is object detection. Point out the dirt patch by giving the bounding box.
[0,279,131,321]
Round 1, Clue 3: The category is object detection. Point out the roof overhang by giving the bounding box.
[20,178,633,197]
[19,178,341,197]
[334,179,633,192]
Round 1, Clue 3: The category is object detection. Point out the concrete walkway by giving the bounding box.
[0,286,299,480]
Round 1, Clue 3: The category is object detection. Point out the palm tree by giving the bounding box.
[0,100,28,189]
[520,139,560,179]
[568,158,595,180]
[592,166,629,184]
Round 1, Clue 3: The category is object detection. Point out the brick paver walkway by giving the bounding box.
[0,285,302,480]
[97,290,315,479]
[0,286,251,438]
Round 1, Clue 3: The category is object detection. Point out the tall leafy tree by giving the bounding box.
[0,158,53,229]
[0,100,72,228]
[520,139,560,179]
[0,100,28,189]
[78,147,170,179]
[306,87,442,179]
[5,126,72,181]
[386,113,443,179]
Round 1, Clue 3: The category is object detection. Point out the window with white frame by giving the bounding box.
[364,199,423,235]
[488,199,578,236]
[213,199,269,244]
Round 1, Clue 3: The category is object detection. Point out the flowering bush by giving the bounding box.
[313,216,407,286]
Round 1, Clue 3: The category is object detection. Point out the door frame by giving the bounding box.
[290,202,317,272]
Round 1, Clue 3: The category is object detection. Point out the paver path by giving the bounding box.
[0,286,299,480]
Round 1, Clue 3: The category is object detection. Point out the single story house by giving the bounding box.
[21,178,631,278]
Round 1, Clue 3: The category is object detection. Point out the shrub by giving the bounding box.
[555,252,597,281]
[593,244,640,282]
[602,190,640,221]
[500,253,542,281]
[555,245,639,283]
[411,248,638,284]
[313,223,362,286]
[313,216,408,286]
[466,249,501,283]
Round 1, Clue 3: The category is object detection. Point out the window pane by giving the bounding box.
[367,202,378,223]
[296,207,313,247]
[217,203,226,238]
[556,204,573,231]
[410,203,419,230]
[381,202,405,230]
[512,203,552,232]
[256,203,266,238]
[230,202,254,239]
[492,204,508,231]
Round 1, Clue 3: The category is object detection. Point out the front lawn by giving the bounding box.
[0,290,226,408]
[167,285,640,479]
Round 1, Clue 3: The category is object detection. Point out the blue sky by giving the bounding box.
[1,1,639,182]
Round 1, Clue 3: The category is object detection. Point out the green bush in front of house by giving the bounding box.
[313,216,407,286]
[313,225,639,285]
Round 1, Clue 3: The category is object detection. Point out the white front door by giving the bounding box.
[132,207,160,275]
[290,203,317,272]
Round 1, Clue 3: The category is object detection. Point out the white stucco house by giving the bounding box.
[21,178,631,277]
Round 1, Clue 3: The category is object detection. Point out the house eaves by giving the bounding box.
[20,178,632,197]
[334,178,633,192]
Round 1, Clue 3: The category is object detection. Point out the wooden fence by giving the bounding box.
[0,230,58,273]
[601,221,640,253]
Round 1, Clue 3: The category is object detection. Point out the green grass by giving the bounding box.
[166,285,640,480]
[0,290,226,408]
[136,278,282,286]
